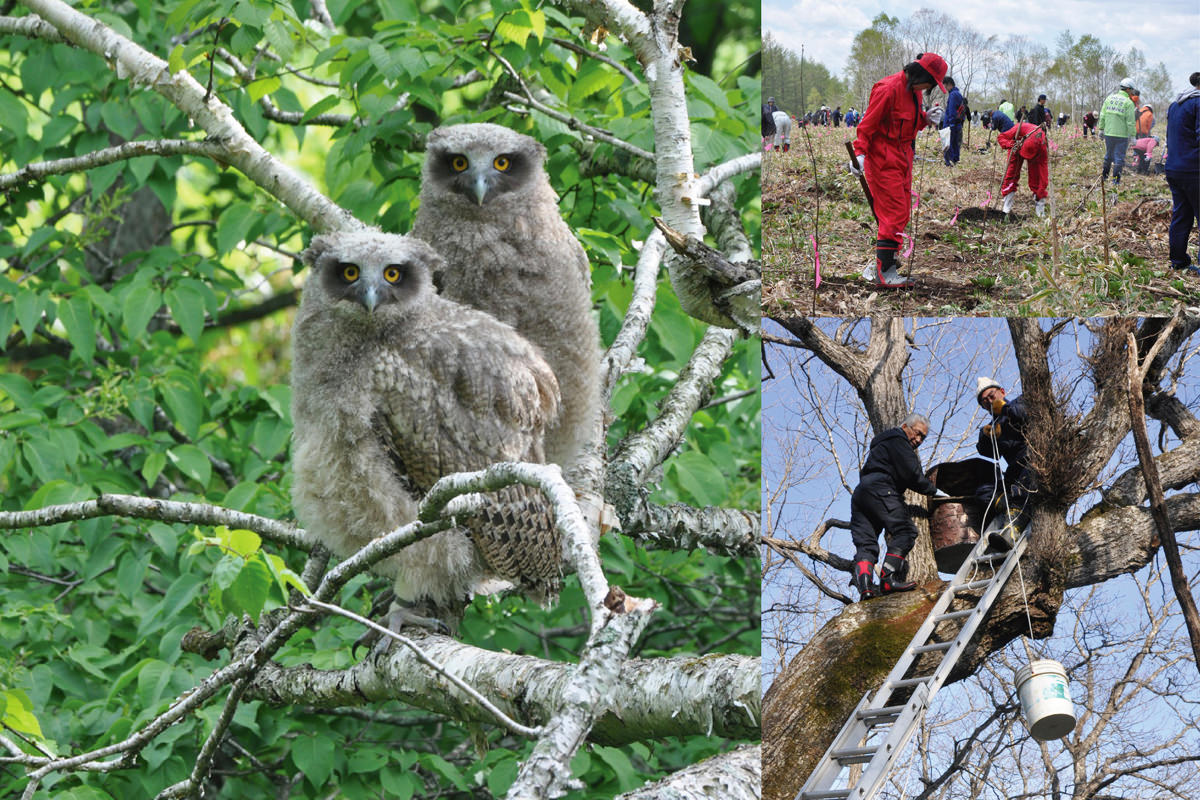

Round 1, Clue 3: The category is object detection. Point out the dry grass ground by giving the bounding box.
[763,123,1200,317]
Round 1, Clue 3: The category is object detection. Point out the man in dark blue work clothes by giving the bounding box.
[849,413,945,600]
[974,377,1033,551]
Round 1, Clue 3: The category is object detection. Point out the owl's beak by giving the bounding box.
[472,172,489,206]
[360,283,379,313]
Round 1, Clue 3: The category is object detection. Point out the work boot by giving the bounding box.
[1035,199,1046,217]
[783,142,790,152]
[1002,193,1015,214]
[851,560,879,600]
[879,553,916,594]
[874,239,913,288]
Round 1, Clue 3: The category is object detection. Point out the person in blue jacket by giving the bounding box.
[848,414,944,600]
[1165,72,1200,277]
[941,76,964,166]
[974,377,1032,552]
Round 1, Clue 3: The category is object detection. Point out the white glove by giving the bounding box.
[848,154,865,177]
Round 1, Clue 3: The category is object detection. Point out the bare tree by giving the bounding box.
[761,313,1200,800]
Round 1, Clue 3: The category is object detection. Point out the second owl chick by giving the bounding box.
[413,123,601,476]
[290,231,563,628]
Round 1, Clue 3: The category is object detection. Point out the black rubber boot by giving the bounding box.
[985,514,1017,552]
[851,560,879,601]
[874,239,913,288]
[783,142,790,152]
[880,553,916,594]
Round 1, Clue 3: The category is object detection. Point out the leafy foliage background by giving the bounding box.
[0,0,761,797]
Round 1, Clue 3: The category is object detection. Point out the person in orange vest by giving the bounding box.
[848,52,949,288]
[1136,104,1155,137]
[998,120,1050,217]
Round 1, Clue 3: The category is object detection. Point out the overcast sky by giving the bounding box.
[764,0,1198,96]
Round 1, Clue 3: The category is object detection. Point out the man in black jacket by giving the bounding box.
[849,413,944,600]
[975,377,1032,551]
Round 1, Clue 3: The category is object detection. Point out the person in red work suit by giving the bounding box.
[849,52,949,288]
[997,120,1049,217]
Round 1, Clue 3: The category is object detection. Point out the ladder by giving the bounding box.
[797,524,1030,800]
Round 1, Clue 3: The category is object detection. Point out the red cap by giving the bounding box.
[916,52,948,94]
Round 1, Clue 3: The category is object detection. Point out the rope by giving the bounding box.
[988,415,1038,646]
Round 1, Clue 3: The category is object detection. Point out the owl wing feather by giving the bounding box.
[374,306,563,598]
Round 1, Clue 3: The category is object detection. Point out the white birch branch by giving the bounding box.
[0,493,306,550]
[0,139,225,191]
[21,0,361,233]
[624,502,758,557]
[507,597,656,798]
[615,743,761,799]
[603,231,666,399]
[0,13,65,42]
[246,634,760,745]
[609,326,738,486]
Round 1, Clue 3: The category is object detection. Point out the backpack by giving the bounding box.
[957,95,970,122]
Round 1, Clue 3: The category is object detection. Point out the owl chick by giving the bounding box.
[412,123,601,475]
[290,230,563,627]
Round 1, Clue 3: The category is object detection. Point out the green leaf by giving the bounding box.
[99,101,138,140]
[216,202,256,255]
[223,528,262,559]
[419,753,468,790]
[159,371,203,438]
[486,753,519,795]
[1,689,44,740]
[668,449,728,506]
[592,745,639,791]
[14,290,44,344]
[348,748,388,774]
[687,73,735,117]
[495,15,533,48]
[264,18,294,61]
[247,74,281,103]
[122,284,161,339]
[57,295,95,364]
[0,410,43,430]
[380,768,418,799]
[166,282,207,343]
[294,735,335,788]
[0,373,35,408]
[368,42,403,80]
[0,89,29,137]
[301,94,342,124]
[168,444,212,486]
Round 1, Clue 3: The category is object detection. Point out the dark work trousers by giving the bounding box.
[849,477,918,564]
[1167,172,1199,269]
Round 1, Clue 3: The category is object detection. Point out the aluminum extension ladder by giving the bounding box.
[797,524,1030,800]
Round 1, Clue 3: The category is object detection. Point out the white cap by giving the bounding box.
[976,376,1002,402]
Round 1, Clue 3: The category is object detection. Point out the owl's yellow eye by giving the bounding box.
[339,263,359,282]
[383,265,405,284]
[493,155,511,171]
[451,155,469,172]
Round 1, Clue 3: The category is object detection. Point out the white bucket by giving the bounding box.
[1015,659,1076,740]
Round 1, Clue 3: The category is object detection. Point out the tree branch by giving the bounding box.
[0,139,224,191]
[0,494,306,551]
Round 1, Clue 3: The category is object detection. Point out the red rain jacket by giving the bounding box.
[998,122,1046,159]
[853,71,927,240]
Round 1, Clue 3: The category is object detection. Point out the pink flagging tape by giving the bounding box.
[980,190,992,208]
[811,234,822,289]
[899,232,914,259]
[950,206,961,225]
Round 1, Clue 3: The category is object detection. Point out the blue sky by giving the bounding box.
[763,0,1198,95]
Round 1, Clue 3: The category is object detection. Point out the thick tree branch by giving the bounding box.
[247,633,759,746]
[0,13,64,42]
[624,502,757,557]
[615,743,761,799]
